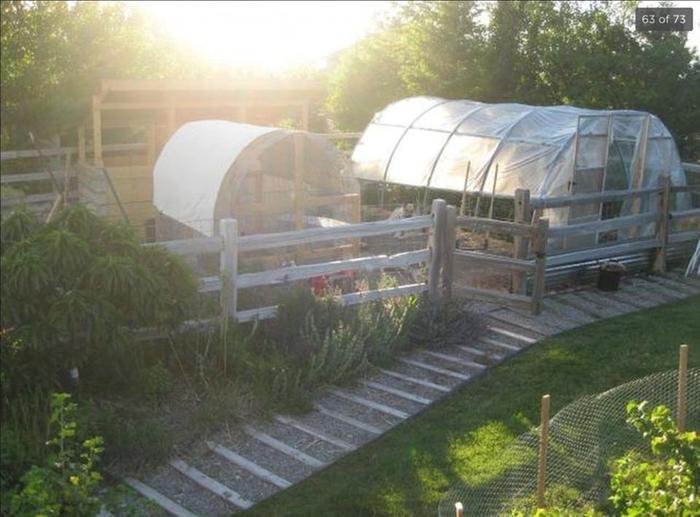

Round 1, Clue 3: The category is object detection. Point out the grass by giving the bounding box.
[245,295,700,517]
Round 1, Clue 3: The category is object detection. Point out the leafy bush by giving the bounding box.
[8,393,103,517]
[609,401,699,515]
[0,204,197,384]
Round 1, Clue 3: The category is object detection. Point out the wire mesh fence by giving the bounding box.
[438,367,699,516]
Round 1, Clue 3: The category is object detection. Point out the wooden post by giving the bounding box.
[536,394,551,509]
[220,219,239,320]
[653,175,671,273]
[350,193,362,257]
[77,125,86,165]
[92,95,103,166]
[442,205,457,299]
[459,161,471,216]
[455,502,464,517]
[677,344,688,433]
[146,122,157,166]
[293,133,306,261]
[512,189,531,293]
[428,198,447,307]
[531,218,549,315]
[484,164,499,249]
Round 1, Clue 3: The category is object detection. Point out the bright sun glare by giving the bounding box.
[124,1,392,71]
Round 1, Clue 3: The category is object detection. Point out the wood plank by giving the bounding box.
[670,207,700,222]
[642,275,698,295]
[453,285,532,311]
[630,277,687,300]
[542,298,597,325]
[454,250,535,272]
[237,249,429,289]
[455,216,533,237]
[422,350,486,370]
[398,358,472,381]
[1,192,57,207]
[238,215,432,252]
[0,171,72,184]
[147,237,222,255]
[549,212,659,239]
[669,230,700,244]
[206,441,292,489]
[557,293,613,319]
[531,187,660,209]
[328,389,409,419]
[486,325,538,344]
[488,308,560,335]
[168,458,253,509]
[547,238,660,267]
[607,288,657,309]
[457,345,504,361]
[273,415,354,451]
[377,368,451,393]
[479,336,520,352]
[577,290,636,315]
[122,477,197,517]
[313,404,382,435]
[243,426,325,468]
[361,380,432,405]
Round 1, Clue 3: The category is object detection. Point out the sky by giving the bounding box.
[124,1,699,72]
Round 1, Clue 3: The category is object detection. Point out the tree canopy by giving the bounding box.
[326,1,700,158]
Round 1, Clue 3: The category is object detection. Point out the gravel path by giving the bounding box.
[120,273,698,515]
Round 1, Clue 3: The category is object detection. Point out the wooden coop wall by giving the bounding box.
[78,79,322,239]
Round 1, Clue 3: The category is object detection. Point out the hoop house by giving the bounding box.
[351,97,687,224]
[154,120,359,239]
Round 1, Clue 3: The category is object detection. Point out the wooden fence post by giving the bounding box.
[653,175,671,273]
[512,189,531,294]
[531,218,549,315]
[429,199,447,306]
[455,502,464,517]
[677,344,688,432]
[442,205,457,299]
[220,219,239,321]
[537,394,551,509]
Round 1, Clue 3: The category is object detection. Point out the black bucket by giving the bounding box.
[597,262,625,291]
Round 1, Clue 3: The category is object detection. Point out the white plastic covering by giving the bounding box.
[153,120,281,236]
[351,97,686,200]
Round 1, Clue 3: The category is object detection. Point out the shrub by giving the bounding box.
[0,204,197,385]
[8,393,103,517]
[609,401,699,515]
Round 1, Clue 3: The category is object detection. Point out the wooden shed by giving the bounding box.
[76,79,324,238]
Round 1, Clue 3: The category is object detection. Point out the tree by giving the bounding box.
[325,1,699,157]
[0,1,201,147]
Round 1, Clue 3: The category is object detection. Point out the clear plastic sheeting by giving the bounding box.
[351,97,687,206]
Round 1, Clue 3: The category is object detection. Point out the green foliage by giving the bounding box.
[326,1,699,158]
[0,204,197,375]
[0,1,202,145]
[609,401,699,516]
[8,393,103,517]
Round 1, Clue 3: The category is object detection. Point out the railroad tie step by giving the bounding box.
[328,389,410,419]
[398,358,472,381]
[456,345,503,362]
[360,380,432,405]
[486,325,538,345]
[422,350,486,370]
[378,368,451,393]
[313,404,383,435]
[243,426,326,468]
[479,336,521,353]
[273,415,355,451]
[169,458,253,510]
[206,441,292,489]
[123,477,197,517]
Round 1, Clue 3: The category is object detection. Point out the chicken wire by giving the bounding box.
[438,368,700,516]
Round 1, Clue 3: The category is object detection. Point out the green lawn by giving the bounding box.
[246,295,700,517]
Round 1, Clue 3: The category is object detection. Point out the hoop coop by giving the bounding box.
[153,120,360,241]
[350,97,689,234]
